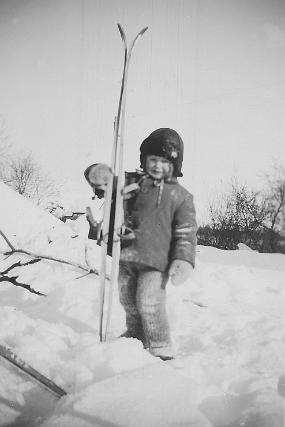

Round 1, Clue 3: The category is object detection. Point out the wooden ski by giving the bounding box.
[99,24,148,342]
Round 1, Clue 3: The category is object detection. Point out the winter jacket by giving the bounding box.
[120,175,197,272]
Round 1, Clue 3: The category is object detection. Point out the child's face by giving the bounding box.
[88,165,112,198]
[145,155,173,180]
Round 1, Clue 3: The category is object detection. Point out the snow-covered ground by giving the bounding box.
[0,182,284,427]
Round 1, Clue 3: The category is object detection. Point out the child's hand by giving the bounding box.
[122,183,140,200]
[168,259,193,286]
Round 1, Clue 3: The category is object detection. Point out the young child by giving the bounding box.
[119,128,197,360]
[84,163,115,255]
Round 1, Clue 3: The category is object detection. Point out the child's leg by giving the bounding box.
[118,262,144,343]
[136,268,174,359]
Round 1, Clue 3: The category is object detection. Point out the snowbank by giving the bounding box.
[0,182,73,250]
[0,183,284,426]
[0,182,91,267]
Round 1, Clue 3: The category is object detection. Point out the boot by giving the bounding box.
[149,345,175,361]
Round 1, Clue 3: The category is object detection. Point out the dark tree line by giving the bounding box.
[198,165,285,253]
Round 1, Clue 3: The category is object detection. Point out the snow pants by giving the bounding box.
[118,261,173,354]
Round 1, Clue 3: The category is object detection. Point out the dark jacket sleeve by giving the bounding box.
[170,193,197,267]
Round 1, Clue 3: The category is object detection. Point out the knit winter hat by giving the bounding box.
[84,163,112,186]
[140,128,184,177]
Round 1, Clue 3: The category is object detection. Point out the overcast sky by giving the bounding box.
[0,0,284,221]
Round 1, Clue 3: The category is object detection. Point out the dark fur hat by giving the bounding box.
[140,128,184,177]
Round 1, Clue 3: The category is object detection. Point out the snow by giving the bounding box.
[0,182,284,427]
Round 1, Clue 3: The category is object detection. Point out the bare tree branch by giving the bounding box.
[0,259,41,275]
[0,230,99,275]
[0,259,45,296]
[0,275,45,296]
[4,248,99,274]
[0,229,99,275]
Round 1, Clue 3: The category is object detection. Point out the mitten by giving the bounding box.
[122,182,140,200]
[86,207,102,241]
[168,259,193,286]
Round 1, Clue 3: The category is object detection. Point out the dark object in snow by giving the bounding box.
[0,344,67,398]
[0,259,45,296]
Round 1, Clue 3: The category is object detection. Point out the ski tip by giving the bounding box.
[140,27,148,36]
[117,23,127,44]
[117,23,124,35]
[117,23,148,39]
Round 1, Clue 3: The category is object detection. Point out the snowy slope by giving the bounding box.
[0,183,284,427]
[0,182,74,251]
[0,181,91,267]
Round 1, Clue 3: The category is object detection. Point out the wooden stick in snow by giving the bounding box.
[0,343,67,398]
